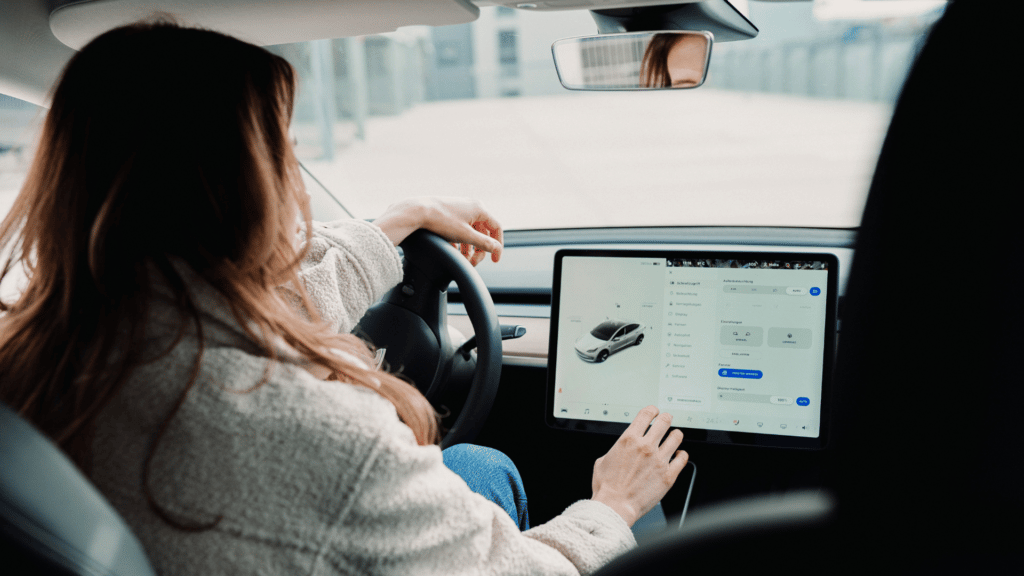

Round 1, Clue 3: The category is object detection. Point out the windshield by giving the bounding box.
[0,96,39,222]
[591,321,624,341]
[273,2,942,229]
[0,2,943,232]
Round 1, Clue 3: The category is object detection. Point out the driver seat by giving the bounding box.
[0,401,156,575]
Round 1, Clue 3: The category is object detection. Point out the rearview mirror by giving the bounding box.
[552,31,712,91]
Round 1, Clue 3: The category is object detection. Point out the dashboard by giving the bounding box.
[446,226,854,524]
[448,227,853,369]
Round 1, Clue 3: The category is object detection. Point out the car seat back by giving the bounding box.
[823,0,1021,571]
[593,490,833,575]
[0,402,156,576]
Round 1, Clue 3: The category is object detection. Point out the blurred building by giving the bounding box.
[262,3,943,160]
[428,21,476,100]
[425,6,597,100]
[708,0,945,101]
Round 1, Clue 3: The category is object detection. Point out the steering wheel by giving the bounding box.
[353,230,502,448]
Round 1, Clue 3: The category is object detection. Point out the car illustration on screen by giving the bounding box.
[575,320,645,363]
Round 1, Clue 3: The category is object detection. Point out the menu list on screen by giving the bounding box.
[552,255,830,438]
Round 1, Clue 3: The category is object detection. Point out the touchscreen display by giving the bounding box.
[548,250,836,447]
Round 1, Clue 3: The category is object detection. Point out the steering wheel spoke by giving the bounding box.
[353,230,502,448]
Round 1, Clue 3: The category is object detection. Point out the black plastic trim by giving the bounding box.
[500,227,857,248]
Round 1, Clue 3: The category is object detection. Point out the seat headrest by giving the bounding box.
[827,0,1021,569]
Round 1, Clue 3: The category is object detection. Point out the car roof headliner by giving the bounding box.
[1,0,790,106]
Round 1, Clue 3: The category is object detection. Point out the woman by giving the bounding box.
[0,21,688,575]
[639,33,708,88]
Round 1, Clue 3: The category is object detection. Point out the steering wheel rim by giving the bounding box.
[353,230,502,448]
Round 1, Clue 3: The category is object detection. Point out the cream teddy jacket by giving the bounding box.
[91,219,636,576]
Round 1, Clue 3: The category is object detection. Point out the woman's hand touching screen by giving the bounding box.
[591,406,688,527]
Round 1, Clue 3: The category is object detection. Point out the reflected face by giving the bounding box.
[666,35,708,88]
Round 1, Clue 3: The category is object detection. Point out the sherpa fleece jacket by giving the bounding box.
[90,218,637,575]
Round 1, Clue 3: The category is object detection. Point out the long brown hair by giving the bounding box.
[0,21,439,526]
[640,33,681,88]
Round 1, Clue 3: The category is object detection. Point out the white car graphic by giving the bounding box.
[575,320,645,363]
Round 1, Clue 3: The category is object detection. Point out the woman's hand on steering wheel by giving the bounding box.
[374,197,503,266]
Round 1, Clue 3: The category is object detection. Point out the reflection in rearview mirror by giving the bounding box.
[552,31,712,91]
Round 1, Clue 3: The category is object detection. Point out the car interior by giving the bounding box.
[0,0,1019,574]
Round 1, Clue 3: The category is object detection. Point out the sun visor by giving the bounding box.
[49,0,480,50]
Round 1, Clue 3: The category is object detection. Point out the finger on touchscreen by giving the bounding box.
[626,406,659,435]
[645,411,673,438]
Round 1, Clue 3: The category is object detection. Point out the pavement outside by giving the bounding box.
[300,89,891,229]
[0,89,892,231]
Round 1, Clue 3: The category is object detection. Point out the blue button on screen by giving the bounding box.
[797,397,810,406]
[809,287,821,296]
[719,369,763,379]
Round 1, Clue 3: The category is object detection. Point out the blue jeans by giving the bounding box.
[442,444,530,531]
